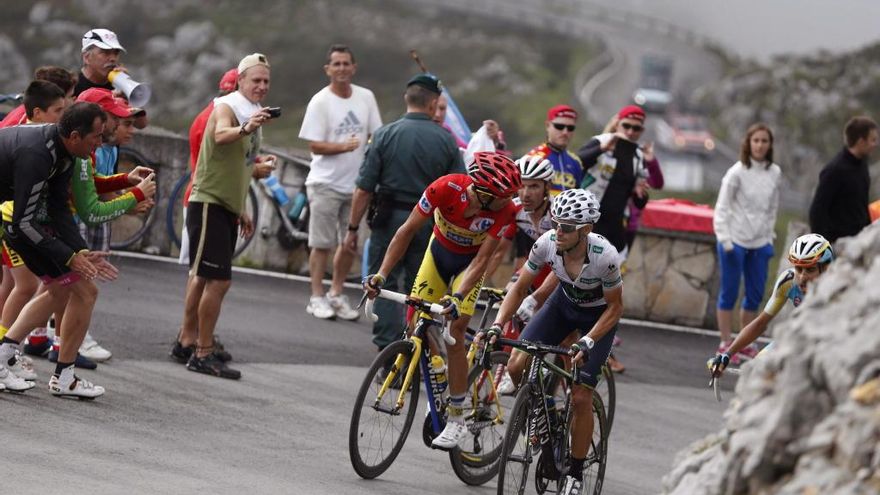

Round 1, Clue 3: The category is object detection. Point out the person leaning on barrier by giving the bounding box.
[172,53,277,380]
[344,74,463,352]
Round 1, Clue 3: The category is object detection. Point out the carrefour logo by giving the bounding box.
[469,217,495,232]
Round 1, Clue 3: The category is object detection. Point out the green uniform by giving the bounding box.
[70,157,139,226]
[355,111,463,349]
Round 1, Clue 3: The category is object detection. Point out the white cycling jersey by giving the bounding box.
[511,196,553,242]
[524,230,622,308]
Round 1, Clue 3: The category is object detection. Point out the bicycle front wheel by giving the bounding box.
[450,350,513,486]
[598,365,615,435]
[348,339,421,479]
[579,393,608,495]
[109,147,159,250]
[497,383,536,495]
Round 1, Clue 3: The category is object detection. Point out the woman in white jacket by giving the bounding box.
[713,123,781,363]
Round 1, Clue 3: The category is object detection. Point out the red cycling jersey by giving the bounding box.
[0,105,27,129]
[416,174,519,255]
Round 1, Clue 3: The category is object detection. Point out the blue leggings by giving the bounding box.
[519,287,616,388]
[717,242,774,311]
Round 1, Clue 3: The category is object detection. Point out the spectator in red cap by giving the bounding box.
[521,104,584,197]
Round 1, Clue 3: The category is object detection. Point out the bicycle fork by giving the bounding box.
[374,337,425,413]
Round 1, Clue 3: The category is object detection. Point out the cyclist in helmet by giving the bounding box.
[364,151,521,449]
[710,233,834,375]
[478,188,623,494]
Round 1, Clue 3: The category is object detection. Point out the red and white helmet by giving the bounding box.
[466,151,522,197]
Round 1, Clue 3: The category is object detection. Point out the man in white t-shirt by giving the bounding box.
[299,44,382,320]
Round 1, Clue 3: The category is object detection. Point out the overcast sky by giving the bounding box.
[605,0,880,60]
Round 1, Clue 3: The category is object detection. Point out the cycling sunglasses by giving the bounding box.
[620,122,645,132]
[551,220,584,233]
[551,122,576,132]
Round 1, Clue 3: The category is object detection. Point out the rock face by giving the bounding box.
[662,223,880,495]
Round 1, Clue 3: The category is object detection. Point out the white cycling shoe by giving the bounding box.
[497,371,516,395]
[431,420,469,450]
[560,475,583,495]
[48,375,105,399]
[8,352,38,381]
[0,365,35,392]
[79,333,112,362]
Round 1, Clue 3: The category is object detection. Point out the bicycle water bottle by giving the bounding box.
[428,355,448,396]
[261,175,290,206]
[288,191,307,221]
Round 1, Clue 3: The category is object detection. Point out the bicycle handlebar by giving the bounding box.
[363,289,455,345]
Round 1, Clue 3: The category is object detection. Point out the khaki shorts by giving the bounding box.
[306,183,352,249]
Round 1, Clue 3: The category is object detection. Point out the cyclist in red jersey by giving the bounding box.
[364,151,521,449]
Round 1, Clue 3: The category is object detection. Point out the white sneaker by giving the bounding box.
[431,420,469,450]
[79,333,112,362]
[0,365,36,392]
[8,353,37,381]
[327,293,359,321]
[560,475,583,495]
[48,375,105,399]
[497,371,516,396]
[306,296,335,320]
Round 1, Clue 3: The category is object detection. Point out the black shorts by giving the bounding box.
[2,224,76,284]
[187,202,237,280]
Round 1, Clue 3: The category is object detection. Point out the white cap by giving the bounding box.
[237,53,270,75]
[82,28,126,53]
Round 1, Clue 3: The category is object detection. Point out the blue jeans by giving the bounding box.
[717,242,774,311]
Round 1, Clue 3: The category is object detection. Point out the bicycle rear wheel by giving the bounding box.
[578,393,608,495]
[497,383,536,495]
[450,350,513,486]
[349,339,421,479]
[109,147,159,250]
[233,184,259,259]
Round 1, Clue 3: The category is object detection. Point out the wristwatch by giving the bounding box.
[347,224,359,232]
[238,122,251,136]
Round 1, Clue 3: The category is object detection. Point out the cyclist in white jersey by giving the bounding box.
[480,188,623,495]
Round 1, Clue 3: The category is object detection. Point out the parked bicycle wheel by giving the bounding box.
[233,184,259,258]
[110,147,159,250]
[165,171,190,249]
[349,339,421,479]
[449,350,512,486]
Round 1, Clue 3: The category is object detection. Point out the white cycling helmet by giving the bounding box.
[788,233,833,267]
[550,188,601,225]
[516,154,554,181]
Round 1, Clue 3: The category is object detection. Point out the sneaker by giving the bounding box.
[497,371,516,396]
[737,343,760,361]
[0,365,35,392]
[612,335,622,347]
[431,420,469,450]
[8,353,37,381]
[186,353,241,380]
[306,295,335,320]
[48,375,105,399]
[48,350,98,370]
[560,475,583,495]
[23,339,52,358]
[79,333,112,362]
[212,336,233,362]
[327,293,359,321]
[170,341,194,364]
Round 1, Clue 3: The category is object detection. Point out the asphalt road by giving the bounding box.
[3,256,736,495]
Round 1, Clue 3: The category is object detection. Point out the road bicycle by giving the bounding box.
[476,287,617,434]
[348,289,513,486]
[165,170,308,259]
[489,336,608,495]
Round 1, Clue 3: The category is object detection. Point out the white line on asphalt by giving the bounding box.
[113,250,770,343]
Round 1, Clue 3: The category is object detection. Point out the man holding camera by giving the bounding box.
[174,53,276,380]
[298,44,382,321]
[344,73,463,351]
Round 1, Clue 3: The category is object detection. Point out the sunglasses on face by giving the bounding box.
[551,123,576,132]
[620,122,644,132]
[551,220,582,233]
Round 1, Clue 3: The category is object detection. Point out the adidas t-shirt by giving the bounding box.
[299,84,382,194]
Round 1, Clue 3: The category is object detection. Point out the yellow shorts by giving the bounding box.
[409,236,483,318]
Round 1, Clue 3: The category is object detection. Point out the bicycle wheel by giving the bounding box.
[450,350,513,486]
[598,365,615,434]
[578,393,607,495]
[233,184,259,259]
[497,383,536,495]
[349,339,421,479]
[165,171,190,249]
[109,147,159,250]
